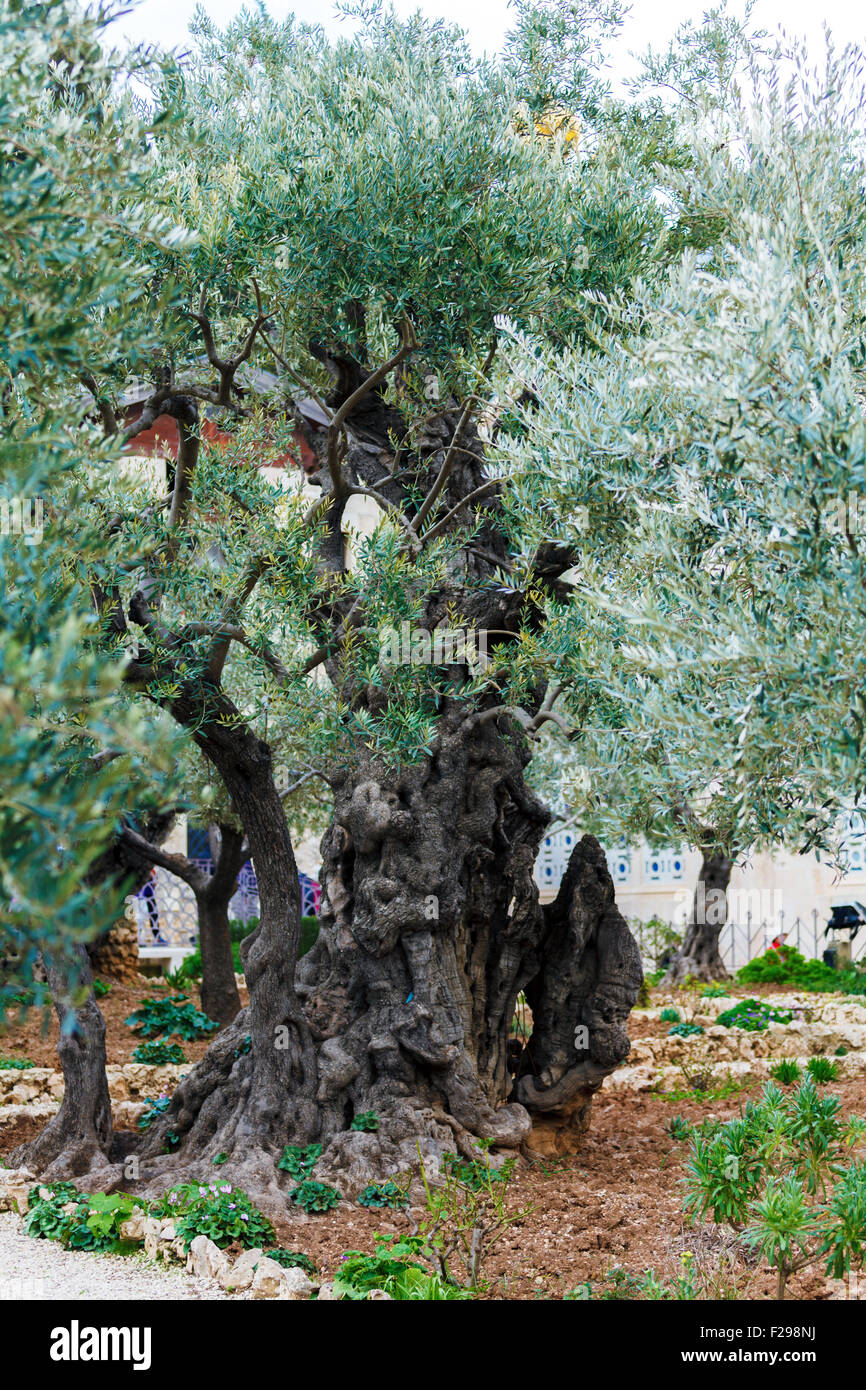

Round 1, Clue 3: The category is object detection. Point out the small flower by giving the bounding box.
[219,1184,231,1193]
[198,1186,208,1197]
[240,1212,249,1221]
[228,1203,236,1210]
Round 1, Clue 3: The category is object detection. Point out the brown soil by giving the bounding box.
[0,977,248,1070]
[1,980,862,1300]
[252,1074,864,1301]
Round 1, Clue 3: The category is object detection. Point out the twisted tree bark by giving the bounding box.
[664,849,732,984]
[11,944,112,1178]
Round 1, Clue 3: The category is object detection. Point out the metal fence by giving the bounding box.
[630,911,866,973]
[132,862,320,949]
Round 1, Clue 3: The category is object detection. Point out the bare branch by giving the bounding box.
[325,319,418,500]
[420,477,501,547]
[119,825,209,892]
[412,338,496,534]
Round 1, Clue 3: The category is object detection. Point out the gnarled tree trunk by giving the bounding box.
[134,691,319,1206]
[515,835,644,1155]
[664,850,732,984]
[135,701,641,1204]
[12,943,112,1178]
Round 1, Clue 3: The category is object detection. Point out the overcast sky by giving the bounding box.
[115,0,865,83]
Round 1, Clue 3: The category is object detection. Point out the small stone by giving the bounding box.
[0,1167,37,1214]
[277,1267,314,1301]
[186,1234,231,1282]
[118,1206,147,1242]
[252,1256,288,1299]
[220,1247,263,1291]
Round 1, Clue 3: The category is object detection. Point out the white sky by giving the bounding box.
[115,0,865,83]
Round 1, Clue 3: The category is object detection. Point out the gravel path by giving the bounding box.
[0,1213,229,1300]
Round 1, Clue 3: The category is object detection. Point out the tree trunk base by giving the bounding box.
[12,946,113,1181]
[522,1094,595,1158]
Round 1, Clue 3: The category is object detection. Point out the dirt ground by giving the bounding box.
[1,980,863,1300]
[0,976,247,1069]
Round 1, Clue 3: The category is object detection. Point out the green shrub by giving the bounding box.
[156,1182,274,1251]
[25,1185,138,1252]
[125,995,218,1041]
[334,1237,471,1300]
[277,1143,322,1180]
[700,985,729,998]
[668,1022,704,1037]
[806,1057,839,1084]
[660,1007,681,1023]
[683,1079,866,1298]
[137,1095,172,1130]
[357,1180,409,1209]
[0,1055,35,1069]
[716,998,792,1032]
[737,946,866,996]
[92,979,111,998]
[299,915,320,958]
[350,1110,379,1133]
[132,1041,186,1066]
[288,1180,341,1214]
[565,1260,698,1301]
[264,1247,316,1275]
[770,1060,801,1085]
[665,1116,692,1141]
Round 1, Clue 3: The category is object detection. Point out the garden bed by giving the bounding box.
[2,980,864,1300]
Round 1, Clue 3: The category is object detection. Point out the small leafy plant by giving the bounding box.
[264,1247,316,1275]
[125,995,218,1041]
[716,998,792,1032]
[415,1143,531,1290]
[665,1116,692,1141]
[277,1143,322,1180]
[806,1056,839,1084]
[25,1185,138,1252]
[660,1007,681,1023]
[156,1182,274,1250]
[334,1236,471,1300]
[700,985,729,999]
[132,1041,187,1066]
[137,1095,172,1130]
[0,1055,35,1069]
[668,1022,704,1037]
[357,1179,409,1209]
[683,1078,866,1299]
[92,979,112,998]
[441,1150,509,1192]
[770,1060,802,1085]
[287,1180,341,1214]
[350,1110,380,1132]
